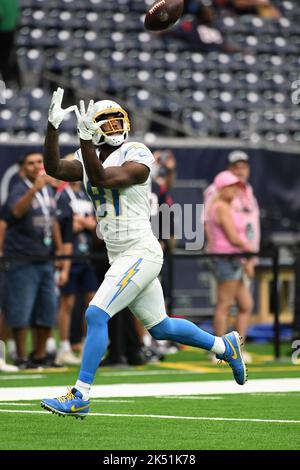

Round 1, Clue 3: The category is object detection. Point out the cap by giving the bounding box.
[228,150,249,165]
[214,170,243,190]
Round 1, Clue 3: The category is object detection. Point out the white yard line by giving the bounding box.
[99,370,199,376]
[0,402,36,406]
[0,375,44,381]
[0,378,299,401]
[158,396,223,400]
[0,408,300,425]
[92,399,134,403]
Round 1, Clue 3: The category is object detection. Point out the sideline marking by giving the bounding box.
[157,361,300,373]
[0,409,300,424]
[99,370,199,376]
[0,375,44,381]
[0,402,36,406]
[1,378,300,401]
[158,396,222,400]
[92,399,134,403]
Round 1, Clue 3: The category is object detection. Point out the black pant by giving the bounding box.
[107,309,142,362]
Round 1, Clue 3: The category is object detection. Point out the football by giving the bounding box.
[144,0,184,31]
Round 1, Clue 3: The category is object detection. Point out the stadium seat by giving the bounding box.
[5,0,299,142]
[22,88,51,111]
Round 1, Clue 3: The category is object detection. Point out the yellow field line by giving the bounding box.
[156,361,215,373]
[20,367,69,374]
[180,347,274,362]
[156,361,300,374]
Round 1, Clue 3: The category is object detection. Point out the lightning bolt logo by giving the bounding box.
[107,258,143,308]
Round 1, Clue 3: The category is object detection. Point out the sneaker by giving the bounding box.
[41,388,90,419]
[55,350,81,366]
[141,345,164,363]
[14,358,39,370]
[6,339,17,362]
[0,358,19,372]
[242,350,253,364]
[27,354,62,369]
[208,352,219,364]
[100,354,128,367]
[216,331,248,385]
[127,350,147,366]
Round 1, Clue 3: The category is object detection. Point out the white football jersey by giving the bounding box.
[74,142,163,264]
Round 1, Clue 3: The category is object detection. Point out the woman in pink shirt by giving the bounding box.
[204,152,260,254]
[207,171,255,351]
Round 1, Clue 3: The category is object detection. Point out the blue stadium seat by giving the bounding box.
[59,111,77,133]
[0,110,15,132]
[70,68,100,93]
[182,109,212,136]
[2,88,23,109]
[128,88,153,110]
[7,0,300,140]
[22,88,51,110]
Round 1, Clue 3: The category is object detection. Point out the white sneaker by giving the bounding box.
[242,351,253,364]
[0,358,19,372]
[6,339,17,362]
[208,352,219,364]
[55,350,81,365]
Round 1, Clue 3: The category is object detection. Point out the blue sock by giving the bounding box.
[78,305,110,385]
[149,316,215,351]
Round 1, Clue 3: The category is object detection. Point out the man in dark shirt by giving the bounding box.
[0,204,19,371]
[3,152,60,368]
[55,177,98,365]
[134,150,178,361]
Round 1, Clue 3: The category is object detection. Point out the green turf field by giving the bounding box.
[0,344,300,450]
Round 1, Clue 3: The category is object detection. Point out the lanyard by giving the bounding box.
[64,186,90,252]
[23,178,52,220]
[64,186,93,215]
[23,178,53,246]
[64,186,78,203]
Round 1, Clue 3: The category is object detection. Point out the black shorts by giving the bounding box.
[60,262,98,296]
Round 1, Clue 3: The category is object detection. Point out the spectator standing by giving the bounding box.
[55,157,98,365]
[0,206,18,371]
[93,149,178,367]
[151,150,177,308]
[3,152,60,368]
[43,173,74,361]
[204,151,260,363]
[138,149,178,360]
[204,150,260,255]
[206,170,255,359]
[100,308,148,367]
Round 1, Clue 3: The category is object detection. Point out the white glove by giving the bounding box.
[74,99,99,141]
[48,87,75,129]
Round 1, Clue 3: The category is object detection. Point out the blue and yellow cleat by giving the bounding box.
[41,388,90,419]
[216,331,248,385]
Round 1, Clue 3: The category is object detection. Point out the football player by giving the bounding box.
[41,88,247,419]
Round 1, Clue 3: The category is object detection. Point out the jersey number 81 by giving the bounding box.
[86,182,120,218]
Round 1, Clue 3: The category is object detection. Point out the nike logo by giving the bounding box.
[71,404,89,412]
[225,337,238,360]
